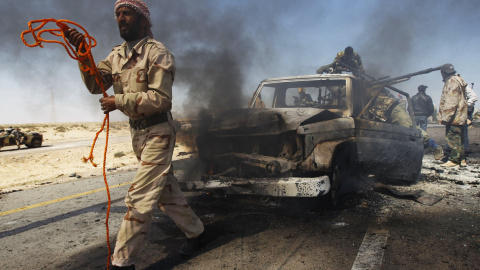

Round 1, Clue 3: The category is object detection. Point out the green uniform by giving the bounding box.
[317,50,364,74]
[445,125,465,163]
[332,50,364,73]
[366,87,431,143]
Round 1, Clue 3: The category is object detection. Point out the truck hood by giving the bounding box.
[207,108,341,136]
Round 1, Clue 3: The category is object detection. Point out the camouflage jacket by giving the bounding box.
[365,86,398,122]
[333,51,365,73]
[79,36,175,120]
[438,74,468,125]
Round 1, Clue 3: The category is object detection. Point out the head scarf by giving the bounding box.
[114,0,153,37]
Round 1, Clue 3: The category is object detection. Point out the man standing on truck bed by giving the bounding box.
[317,46,365,75]
[411,85,434,131]
[64,0,206,268]
[438,63,468,168]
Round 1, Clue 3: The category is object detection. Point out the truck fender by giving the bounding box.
[299,139,355,172]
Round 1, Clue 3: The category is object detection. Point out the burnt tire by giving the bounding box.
[328,150,351,209]
[27,138,42,148]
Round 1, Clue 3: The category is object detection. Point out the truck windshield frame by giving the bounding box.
[258,80,347,109]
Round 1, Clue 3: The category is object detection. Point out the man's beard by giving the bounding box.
[119,19,143,41]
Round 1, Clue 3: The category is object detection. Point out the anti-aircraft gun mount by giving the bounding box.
[347,64,442,88]
[330,62,445,120]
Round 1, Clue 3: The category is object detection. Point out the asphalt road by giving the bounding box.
[1,155,479,270]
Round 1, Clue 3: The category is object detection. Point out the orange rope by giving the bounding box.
[21,19,113,269]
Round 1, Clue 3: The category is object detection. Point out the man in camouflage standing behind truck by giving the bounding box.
[65,1,206,269]
[438,64,468,168]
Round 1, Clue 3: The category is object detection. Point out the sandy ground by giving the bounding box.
[0,122,194,193]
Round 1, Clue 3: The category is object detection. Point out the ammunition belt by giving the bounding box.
[129,112,168,130]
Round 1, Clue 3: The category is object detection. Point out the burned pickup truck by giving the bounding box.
[195,67,442,204]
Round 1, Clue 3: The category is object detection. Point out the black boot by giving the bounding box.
[179,230,208,256]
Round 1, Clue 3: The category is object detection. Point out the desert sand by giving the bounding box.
[0,121,193,193]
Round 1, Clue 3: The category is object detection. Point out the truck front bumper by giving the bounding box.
[181,176,330,197]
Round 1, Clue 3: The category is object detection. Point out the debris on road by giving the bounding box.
[373,182,443,206]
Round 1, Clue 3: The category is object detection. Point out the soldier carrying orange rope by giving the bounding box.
[64,1,207,269]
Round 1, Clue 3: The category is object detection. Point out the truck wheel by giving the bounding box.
[29,138,42,148]
[329,151,350,208]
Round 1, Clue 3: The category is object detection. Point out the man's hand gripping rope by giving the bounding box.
[21,19,110,166]
[21,19,114,268]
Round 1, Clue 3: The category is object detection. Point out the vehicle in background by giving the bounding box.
[0,129,43,149]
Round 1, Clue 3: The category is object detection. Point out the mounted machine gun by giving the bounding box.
[335,62,445,119]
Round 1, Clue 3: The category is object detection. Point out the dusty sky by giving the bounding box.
[1,0,478,124]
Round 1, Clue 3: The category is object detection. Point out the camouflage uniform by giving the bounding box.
[316,50,364,75]
[367,87,433,143]
[367,89,401,123]
[438,74,468,164]
[332,50,365,73]
[79,36,204,267]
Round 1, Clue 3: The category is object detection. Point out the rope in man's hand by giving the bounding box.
[21,18,113,269]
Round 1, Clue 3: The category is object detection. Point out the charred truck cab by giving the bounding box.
[196,72,427,204]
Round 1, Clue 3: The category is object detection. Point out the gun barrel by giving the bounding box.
[371,65,444,86]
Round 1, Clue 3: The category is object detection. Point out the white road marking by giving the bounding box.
[351,208,391,270]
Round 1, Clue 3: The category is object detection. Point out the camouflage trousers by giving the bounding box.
[112,118,204,267]
[445,125,465,164]
[387,103,431,143]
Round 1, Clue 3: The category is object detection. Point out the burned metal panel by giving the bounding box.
[298,117,356,157]
[354,118,422,138]
[353,119,423,183]
[212,153,298,175]
[207,107,326,136]
[300,139,354,172]
[355,137,423,183]
[203,176,330,197]
[198,130,302,176]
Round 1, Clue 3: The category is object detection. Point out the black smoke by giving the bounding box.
[356,0,480,80]
[148,1,276,118]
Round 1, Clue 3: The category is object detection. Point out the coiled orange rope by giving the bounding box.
[21,18,113,268]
